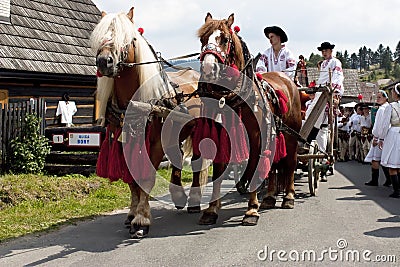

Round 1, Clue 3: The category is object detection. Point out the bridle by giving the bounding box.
[199,31,233,66]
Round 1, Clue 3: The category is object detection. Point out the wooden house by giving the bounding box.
[0,0,101,126]
[305,67,361,104]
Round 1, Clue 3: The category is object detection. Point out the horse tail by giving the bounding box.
[182,136,209,194]
[96,76,114,126]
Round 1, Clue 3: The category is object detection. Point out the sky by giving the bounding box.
[91,0,400,60]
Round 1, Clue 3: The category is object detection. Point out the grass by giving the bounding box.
[0,167,196,242]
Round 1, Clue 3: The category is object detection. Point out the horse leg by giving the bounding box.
[260,169,277,209]
[188,157,209,213]
[240,128,260,225]
[130,184,152,238]
[198,162,224,225]
[169,164,188,210]
[281,140,297,209]
[168,124,195,210]
[125,181,140,227]
[187,154,203,213]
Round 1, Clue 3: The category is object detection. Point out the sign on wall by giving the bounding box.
[68,132,101,147]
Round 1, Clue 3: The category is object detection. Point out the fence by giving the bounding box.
[0,98,46,172]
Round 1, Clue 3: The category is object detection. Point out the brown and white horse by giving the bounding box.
[91,7,206,238]
[194,13,302,225]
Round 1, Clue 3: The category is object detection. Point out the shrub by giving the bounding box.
[10,114,51,174]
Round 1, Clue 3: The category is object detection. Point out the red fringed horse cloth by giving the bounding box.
[96,124,153,183]
[192,106,249,164]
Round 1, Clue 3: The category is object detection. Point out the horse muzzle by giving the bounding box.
[96,55,116,77]
[201,54,221,81]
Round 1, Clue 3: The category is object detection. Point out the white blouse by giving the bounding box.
[379,101,400,140]
[256,45,296,79]
[372,102,389,138]
[317,57,344,96]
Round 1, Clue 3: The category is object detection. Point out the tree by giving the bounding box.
[343,50,350,68]
[394,41,400,64]
[377,44,385,68]
[393,63,400,79]
[307,53,323,67]
[381,46,393,73]
[350,53,359,69]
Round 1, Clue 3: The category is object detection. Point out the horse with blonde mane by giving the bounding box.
[91,7,207,238]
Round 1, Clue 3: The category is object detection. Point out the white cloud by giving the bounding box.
[91,0,400,59]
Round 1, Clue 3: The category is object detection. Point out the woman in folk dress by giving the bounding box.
[364,90,391,186]
[378,84,400,198]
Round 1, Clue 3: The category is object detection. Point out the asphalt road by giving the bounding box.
[0,161,399,266]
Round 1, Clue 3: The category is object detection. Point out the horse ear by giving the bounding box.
[101,11,107,18]
[127,7,134,21]
[205,12,212,23]
[226,13,234,28]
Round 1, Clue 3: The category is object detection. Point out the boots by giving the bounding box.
[382,166,392,187]
[389,174,400,198]
[365,168,379,186]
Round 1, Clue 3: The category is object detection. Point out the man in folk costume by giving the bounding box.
[307,42,345,154]
[256,26,297,79]
[360,104,372,161]
[316,41,344,96]
[349,104,363,161]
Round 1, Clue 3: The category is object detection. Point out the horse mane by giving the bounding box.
[90,12,172,103]
[197,20,244,70]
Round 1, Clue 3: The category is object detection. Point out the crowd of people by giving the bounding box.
[255,25,400,198]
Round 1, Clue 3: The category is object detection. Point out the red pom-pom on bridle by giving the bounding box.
[233,26,240,33]
[256,72,263,81]
[138,27,144,35]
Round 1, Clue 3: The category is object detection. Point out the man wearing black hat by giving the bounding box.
[316,41,345,96]
[256,26,296,79]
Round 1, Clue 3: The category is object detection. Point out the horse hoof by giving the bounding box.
[172,194,188,210]
[187,206,201,213]
[260,196,276,209]
[281,198,294,209]
[129,224,149,238]
[242,214,259,226]
[199,212,218,225]
[124,215,135,228]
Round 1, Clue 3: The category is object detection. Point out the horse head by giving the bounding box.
[198,13,244,82]
[91,7,172,124]
[91,8,137,78]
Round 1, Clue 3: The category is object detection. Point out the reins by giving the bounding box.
[117,52,200,69]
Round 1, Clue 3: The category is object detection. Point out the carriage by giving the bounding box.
[296,84,338,196]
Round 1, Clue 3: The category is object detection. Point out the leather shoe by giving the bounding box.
[365,181,378,186]
[383,181,392,187]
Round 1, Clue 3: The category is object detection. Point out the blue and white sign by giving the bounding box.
[68,132,101,147]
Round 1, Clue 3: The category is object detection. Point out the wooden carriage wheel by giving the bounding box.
[308,140,319,196]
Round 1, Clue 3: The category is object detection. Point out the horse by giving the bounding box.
[90,7,207,238]
[192,12,302,225]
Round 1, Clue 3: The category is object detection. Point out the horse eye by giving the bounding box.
[220,36,228,44]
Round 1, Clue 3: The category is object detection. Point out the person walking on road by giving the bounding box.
[364,90,391,186]
[378,84,400,198]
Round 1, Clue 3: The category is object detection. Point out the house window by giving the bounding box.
[0,0,10,24]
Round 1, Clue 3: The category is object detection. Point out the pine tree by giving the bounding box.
[350,53,358,69]
[394,41,400,64]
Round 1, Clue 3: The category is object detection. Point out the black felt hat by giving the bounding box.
[317,42,335,51]
[264,26,288,43]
